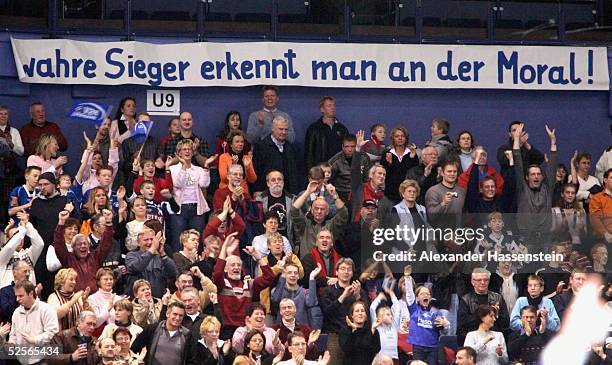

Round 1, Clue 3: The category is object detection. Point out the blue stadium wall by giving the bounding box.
[0,33,610,177]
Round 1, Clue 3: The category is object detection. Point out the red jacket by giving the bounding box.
[458,164,504,197]
[133,172,174,203]
[53,224,114,293]
[201,214,245,251]
[212,258,276,328]
[20,121,68,157]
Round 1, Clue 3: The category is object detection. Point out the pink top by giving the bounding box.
[26,154,63,175]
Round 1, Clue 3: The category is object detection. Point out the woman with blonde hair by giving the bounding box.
[26,133,67,174]
[47,268,91,330]
[187,316,234,365]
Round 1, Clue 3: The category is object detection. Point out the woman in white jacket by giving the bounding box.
[0,211,44,287]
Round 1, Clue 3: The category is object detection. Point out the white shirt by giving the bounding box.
[0,124,24,156]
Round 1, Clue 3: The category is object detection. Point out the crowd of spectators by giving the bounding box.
[0,86,611,365]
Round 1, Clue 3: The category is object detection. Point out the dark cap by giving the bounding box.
[38,172,57,184]
[362,199,378,208]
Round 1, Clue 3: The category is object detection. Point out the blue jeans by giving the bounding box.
[413,344,438,365]
[169,203,206,255]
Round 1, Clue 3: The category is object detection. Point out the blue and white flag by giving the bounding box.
[66,101,112,127]
[132,120,154,144]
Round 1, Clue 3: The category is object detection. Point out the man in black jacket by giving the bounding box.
[132,301,193,365]
[457,268,510,340]
[304,96,348,170]
[253,115,299,194]
[508,305,552,364]
[29,171,72,298]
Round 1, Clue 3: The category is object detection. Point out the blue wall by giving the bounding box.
[0,35,610,176]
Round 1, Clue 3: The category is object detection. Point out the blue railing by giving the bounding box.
[0,0,609,45]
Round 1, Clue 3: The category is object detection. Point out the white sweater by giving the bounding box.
[0,223,44,287]
[8,299,59,364]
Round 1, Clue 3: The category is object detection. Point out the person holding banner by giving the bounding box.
[20,102,68,158]
[120,112,164,186]
[247,86,296,144]
[110,96,137,144]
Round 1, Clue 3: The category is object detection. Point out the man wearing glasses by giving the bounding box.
[457,268,510,341]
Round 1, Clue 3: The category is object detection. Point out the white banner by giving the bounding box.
[10,38,610,90]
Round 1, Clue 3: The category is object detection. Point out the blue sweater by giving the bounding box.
[509,296,560,332]
[405,279,449,348]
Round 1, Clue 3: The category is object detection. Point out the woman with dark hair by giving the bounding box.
[552,162,569,204]
[456,130,475,172]
[113,326,146,365]
[380,126,418,203]
[551,183,587,245]
[215,111,250,157]
[242,330,274,365]
[339,300,381,365]
[463,305,508,365]
[110,96,137,143]
[218,130,256,193]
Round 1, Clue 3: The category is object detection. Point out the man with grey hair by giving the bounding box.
[406,145,440,204]
[49,310,99,365]
[53,209,115,293]
[246,85,296,144]
[291,182,348,258]
[125,228,177,298]
[254,115,299,194]
[457,268,509,339]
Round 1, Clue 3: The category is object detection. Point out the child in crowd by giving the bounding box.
[8,166,41,220]
[362,123,386,162]
[404,266,451,365]
[370,281,410,363]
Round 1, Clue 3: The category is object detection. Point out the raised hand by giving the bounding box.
[308,329,321,345]
[243,246,261,260]
[403,264,412,277]
[271,348,285,365]
[161,288,172,305]
[306,181,319,194]
[222,195,232,214]
[54,155,68,168]
[208,291,218,304]
[190,266,203,278]
[16,210,29,226]
[345,315,358,331]
[545,124,556,142]
[371,316,383,333]
[385,152,392,164]
[222,339,231,355]
[243,151,253,168]
[356,130,367,149]
[83,131,93,149]
[513,123,524,142]
[58,210,70,223]
[117,186,126,201]
[257,111,266,126]
[226,238,240,257]
[309,263,323,281]
[204,154,218,168]
[0,322,11,337]
[318,351,331,365]
[102,209,114,224]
